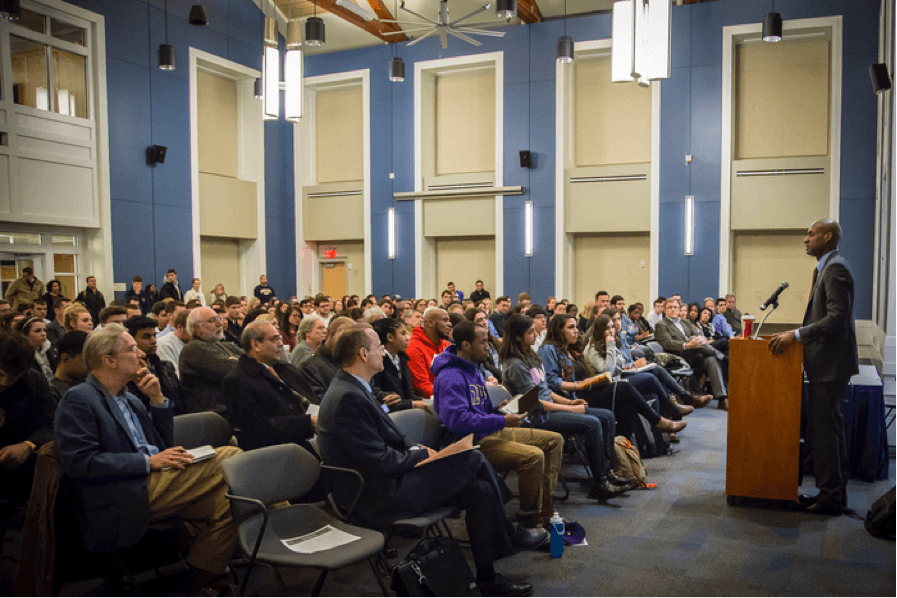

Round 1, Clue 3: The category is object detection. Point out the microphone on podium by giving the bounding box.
[760,282,789,311]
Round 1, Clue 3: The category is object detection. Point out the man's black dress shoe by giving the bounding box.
[803,502,841,516]
[478,574,534,597]
[510,524,549,550]
[798,493,817,506]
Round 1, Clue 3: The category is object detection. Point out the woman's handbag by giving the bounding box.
[391,537,477,596]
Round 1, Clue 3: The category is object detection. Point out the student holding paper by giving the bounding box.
[433,319,563,531]
[317,323,546,597]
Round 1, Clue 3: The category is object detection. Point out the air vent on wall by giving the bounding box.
[569,174,647,183]
[306,189,363,198]
[735,168,825,177]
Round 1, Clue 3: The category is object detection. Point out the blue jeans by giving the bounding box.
[534,407,615,478]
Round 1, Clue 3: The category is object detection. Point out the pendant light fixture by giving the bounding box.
[762,0,782,43]
[306,0,325,46]
[158,0,176,70]
[189,2,208,26]
[284,1,303,122]
[389,0,404,82]
[557,0,573,63]
[612,0,671,84]
[495,0,516,20]
[262,0,279,120]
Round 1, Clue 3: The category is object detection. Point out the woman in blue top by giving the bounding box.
[499,314,632,500]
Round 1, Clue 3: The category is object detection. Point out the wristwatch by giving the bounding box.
[23,440,37,452]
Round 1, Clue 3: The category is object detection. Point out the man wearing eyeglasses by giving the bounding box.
[178,307,241,415]
[54,323,242,595]
[223,321,318,453]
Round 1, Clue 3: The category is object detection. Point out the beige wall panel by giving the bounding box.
[566,165,650,233]
[318,240,365,296]
[730,157,829,230]
[197,70,238,177]
[574,57,651,167]
[572,233,650,308]
[435,69,495,175]
[200,237,242,298]
[316,86,363,183]
[0,155,10,215]
[423,197,495,237]
[735,38,830,160]
[198,172,258,239]
[19,157,93,224]
[732,231,812,325]
[435,236,495,298]
[303,193,364,241]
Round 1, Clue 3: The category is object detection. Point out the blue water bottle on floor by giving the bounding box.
[549,511,564,558]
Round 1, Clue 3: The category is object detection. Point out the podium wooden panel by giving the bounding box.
[726,337,803,501]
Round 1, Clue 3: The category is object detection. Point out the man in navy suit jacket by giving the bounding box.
[316,323,544,597]
[769,219,859,516]
[371,318,428,412]
[55,324,241,591]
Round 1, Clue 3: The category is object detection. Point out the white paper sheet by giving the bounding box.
[280,525,360,554]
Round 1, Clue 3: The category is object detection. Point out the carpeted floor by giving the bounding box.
[3,404,894,596]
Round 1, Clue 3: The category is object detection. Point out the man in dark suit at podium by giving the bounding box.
[769,219,858,516]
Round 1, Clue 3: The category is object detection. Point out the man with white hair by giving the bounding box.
[178,307,241,414]
[54,324,241,594]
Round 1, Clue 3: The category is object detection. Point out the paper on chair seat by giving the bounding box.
[281,524,360,553]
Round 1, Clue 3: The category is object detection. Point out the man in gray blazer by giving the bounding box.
[654,298,729,409]
[769,219,858,515]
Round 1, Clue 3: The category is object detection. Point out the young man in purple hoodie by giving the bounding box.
[433,319,563,530]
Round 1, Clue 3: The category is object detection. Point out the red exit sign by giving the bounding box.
[323,249,337,259]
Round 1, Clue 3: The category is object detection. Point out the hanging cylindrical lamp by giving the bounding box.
[557,36,573,63]
[158,0,176,70]
[762,12,782,42]
[189,2,208,26]
[263,16,279,120]
[305,16,325,46]
[284,19,303,122]
[495,0,516,19]
[389,56,405,82]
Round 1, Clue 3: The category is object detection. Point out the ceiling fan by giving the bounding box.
[381,0,506,50]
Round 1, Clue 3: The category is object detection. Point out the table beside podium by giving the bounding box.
[726,337,804,505]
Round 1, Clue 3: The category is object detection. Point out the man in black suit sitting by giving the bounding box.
[371,318,428,412]
[316,323,544,597]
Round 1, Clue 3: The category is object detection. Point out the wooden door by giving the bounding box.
[321,261,346,299]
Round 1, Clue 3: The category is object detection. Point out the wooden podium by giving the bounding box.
[726,337,803,503]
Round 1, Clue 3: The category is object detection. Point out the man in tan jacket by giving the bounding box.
[5,267,44,312]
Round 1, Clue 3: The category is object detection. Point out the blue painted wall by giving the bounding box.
[305,0,880,318]
[68,0,296,299]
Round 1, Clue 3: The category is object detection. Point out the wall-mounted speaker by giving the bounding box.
[869,63,891,94]
[147,145,167,165]
[519,150,532,169]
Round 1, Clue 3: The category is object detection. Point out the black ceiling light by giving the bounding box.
[495,0,515,20]
[158,0,176,70]
[0,0,21,20]
[389,56,405,82]
[188,2,208,26]
[306,0,325,46]
[557,0,572,63]
[762,0,782,43]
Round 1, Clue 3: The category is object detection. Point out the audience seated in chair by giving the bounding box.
[316,323,544,597]
[178,307,241,415]
[156,309,191,378]
[223,321,317,453]
[49,331,89,403]
[406,307,452,398]
[53,323,242,595]
[370,318,429,412]
[295,315,357,403]
[126,316,183,413]
[434,319,563,529]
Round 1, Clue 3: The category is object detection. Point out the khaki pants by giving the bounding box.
[478,428,563,527]
[148,445,242,574]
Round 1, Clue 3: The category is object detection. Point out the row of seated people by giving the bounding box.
[1,287,735,595]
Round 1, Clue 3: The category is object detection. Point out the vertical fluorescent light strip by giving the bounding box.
[388,208,396,259]
[645,0,671,80]
[685,195,694,255]
[632,0,648,78]
[263,45,279,120]
[611,1,633,82]
[284,49,302,122]
[524,201,534,257]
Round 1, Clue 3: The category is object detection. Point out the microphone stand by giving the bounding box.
[752,301,779,339]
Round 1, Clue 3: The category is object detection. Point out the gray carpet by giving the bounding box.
[3,405,894,596]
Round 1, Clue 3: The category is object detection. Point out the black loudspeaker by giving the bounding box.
[147,145,167,165]
[519,150,532,169]
[869,63,891,94]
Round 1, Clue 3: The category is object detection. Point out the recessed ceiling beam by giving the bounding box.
[517,0,543,23]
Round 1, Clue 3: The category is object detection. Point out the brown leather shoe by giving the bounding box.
[654,417,686,433]
[671,398,695,416]
[683,392,712,408]
[717,398,729,411]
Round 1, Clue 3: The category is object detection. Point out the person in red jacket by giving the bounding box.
[406,307,452,398]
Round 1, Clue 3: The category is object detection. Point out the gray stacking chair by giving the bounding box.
[173,412,236,448]
[222,444,387,596]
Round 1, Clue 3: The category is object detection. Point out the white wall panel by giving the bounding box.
[18,158,93,222]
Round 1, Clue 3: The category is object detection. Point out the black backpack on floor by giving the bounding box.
[864,486,896,539]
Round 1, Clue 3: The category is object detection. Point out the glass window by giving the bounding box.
[52,235,77,246]
[50,19,85,46]
[14,9,46,35]
[52,48,86,118]
[11,36,49,111]
[0,232,42,245]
